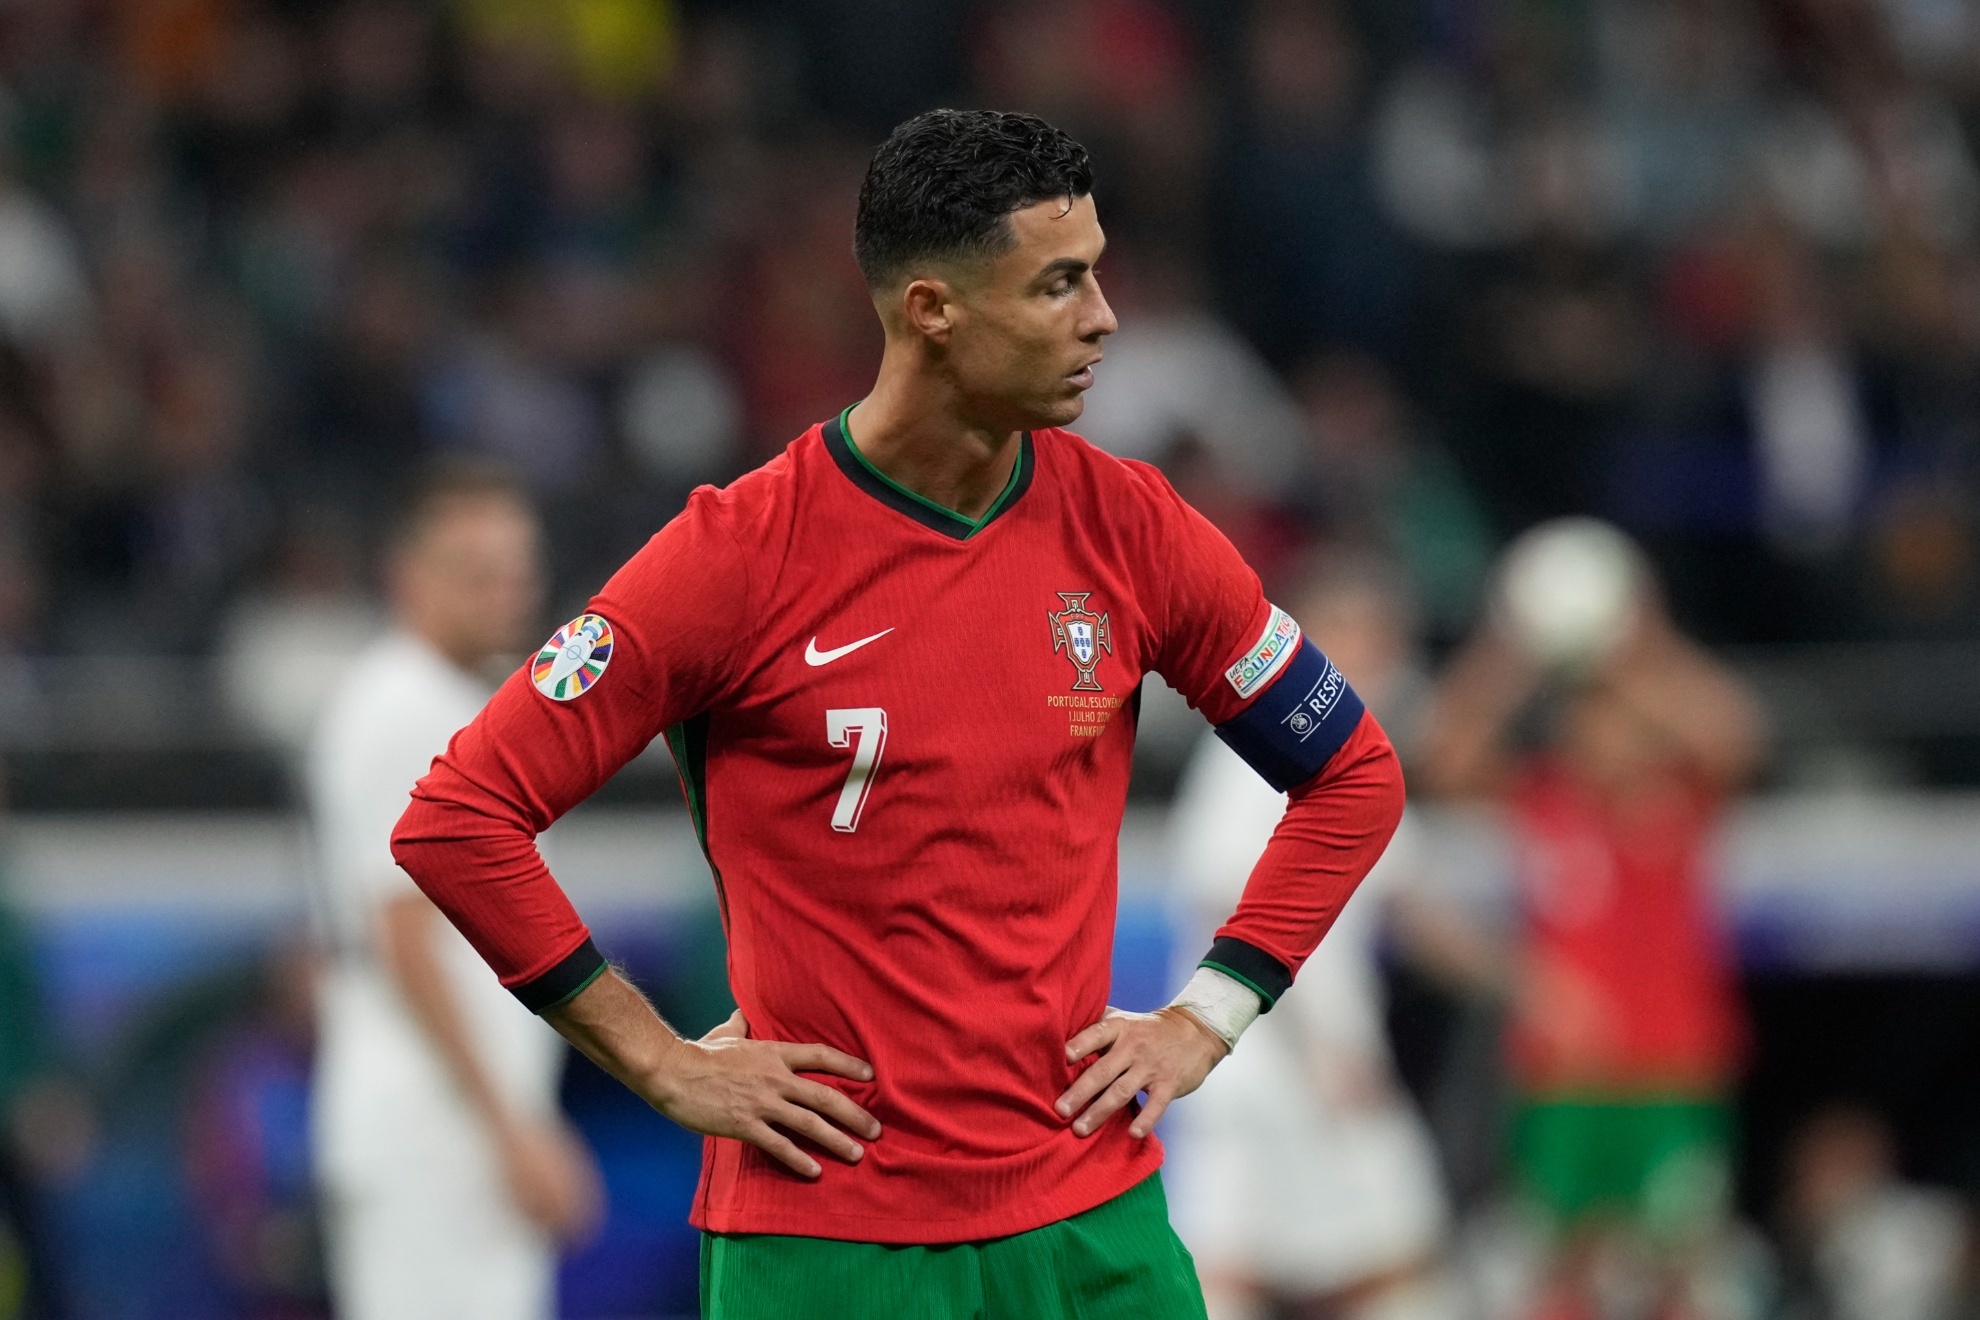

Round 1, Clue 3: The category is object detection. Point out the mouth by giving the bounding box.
[1067,358,1101,390]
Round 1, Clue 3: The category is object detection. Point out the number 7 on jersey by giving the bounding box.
[825,707,888,833]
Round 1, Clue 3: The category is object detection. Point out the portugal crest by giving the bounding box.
[532,613,614,701]
[1048,592,1112,692]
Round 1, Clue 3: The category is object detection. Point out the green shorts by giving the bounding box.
[1513,1096,1732,1238]
[700,1173,1208,1320]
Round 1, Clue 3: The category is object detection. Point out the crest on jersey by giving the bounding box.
[1048,592,1112,692]
[532,613,614,701]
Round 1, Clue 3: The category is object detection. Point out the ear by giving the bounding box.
[900,276,960,344]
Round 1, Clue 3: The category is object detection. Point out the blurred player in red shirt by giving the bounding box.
[1420,520,1766,1320]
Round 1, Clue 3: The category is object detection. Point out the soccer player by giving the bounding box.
[392,110,1405,1318]
[1418,533,1764,1320]
[311,465,600,1320]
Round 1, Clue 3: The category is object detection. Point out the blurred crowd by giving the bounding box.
[0,0,1971,702]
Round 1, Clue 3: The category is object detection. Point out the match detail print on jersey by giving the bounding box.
[805,628,894,666]
[1047,592,1112,691]
[531,613,614,701]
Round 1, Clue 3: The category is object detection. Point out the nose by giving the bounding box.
[1085,283,1119,341]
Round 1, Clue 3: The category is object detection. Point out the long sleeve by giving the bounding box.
[1198,711,1404,1004]
[391,485,757,1010]
[1132,459,1406,1007]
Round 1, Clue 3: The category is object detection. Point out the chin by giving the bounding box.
[1026,392,1087,431]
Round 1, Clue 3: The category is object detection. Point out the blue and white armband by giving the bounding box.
[1212,607,1366,792]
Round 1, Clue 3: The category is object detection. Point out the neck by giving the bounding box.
[847,346,1024,521]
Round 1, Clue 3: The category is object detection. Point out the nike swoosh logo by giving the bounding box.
[804,628,894,666]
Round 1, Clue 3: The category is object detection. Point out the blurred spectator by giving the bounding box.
[716,141,880,458]
[1073,244,1310,497]
[0,0,1969,690]
[423,271,608,495]
[217,512,381,759]
[973,0,1209,248]
[1419,520,1767,1320]
[618,342,742,490]
[1454,238,1647,536]
[1292,351,1492,640]
[0,154,90,353]
[182,943,327,1319]
[1220,0,1411,363]
[1745,235,1875,560]
[1774,1107,1970,1320]
[1157,431,1310,596]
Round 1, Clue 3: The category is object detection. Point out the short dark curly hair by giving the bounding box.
[854,109,1094,289]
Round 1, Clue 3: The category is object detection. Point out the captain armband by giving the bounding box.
[1212,634,1366,793]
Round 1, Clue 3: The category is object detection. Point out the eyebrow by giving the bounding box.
[1033,256,1093,285]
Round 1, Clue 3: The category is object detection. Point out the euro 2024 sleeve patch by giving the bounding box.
[532,613,614,700]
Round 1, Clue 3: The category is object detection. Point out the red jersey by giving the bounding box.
[1507,760,1744,1095]
[394,412,1404,1242]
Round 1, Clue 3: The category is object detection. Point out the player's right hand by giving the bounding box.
[646,1010,882,1179]
[494,1115,605,1243]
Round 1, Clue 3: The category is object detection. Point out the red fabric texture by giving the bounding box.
[1506,761,1745,1095]
[392,421,1401,1242]
[1212,713,1403,980]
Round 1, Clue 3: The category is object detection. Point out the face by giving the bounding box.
[391,494,546,669]
[1560,681,1667,792]
[914,193,1118,431]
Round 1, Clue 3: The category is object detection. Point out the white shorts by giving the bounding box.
[322,1171,554,1320]
[314,975,559,1320]
[1167,1014,1450,1295]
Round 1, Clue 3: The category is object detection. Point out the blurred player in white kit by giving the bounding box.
[308,464,600,1320]
[1166,561,1465,1320]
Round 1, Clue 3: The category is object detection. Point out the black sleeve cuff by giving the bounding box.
[513,936,608,1014]
[1198,936,1292,1011]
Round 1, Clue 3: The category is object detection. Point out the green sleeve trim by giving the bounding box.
[1198,959,1276,1010]
[539,959,609,1013]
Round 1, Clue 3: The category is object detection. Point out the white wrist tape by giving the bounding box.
[1168,966,1264,1051]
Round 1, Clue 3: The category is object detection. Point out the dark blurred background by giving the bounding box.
[0,1,1977,1317]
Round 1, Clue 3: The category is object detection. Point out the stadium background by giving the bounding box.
[0,0,1978,1316]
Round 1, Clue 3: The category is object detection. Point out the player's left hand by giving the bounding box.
[1057,1006,1229,1140]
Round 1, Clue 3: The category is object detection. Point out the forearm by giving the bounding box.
[1608,631,1765,787]
[1417,633,1539,797]
[392,791,605,1006]
[376,894,518,1130]
[1205,713,1407,1005]
[541,969,686,1102]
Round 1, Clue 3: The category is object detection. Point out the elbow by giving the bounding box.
[1367,726,1408,838]
[1288,711,1408,834]
[389,793,444,894]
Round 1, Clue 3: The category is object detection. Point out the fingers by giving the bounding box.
[1076,1069,1150,1136]
[777,1041,876,1082]
[743,1120,823,1179]
[1129,1086,1173,1140]
[1055,1050,1130,1123]
[1064,1015,1121,1063]
[771,1101,866,1165]
[789,1076,882,1140]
